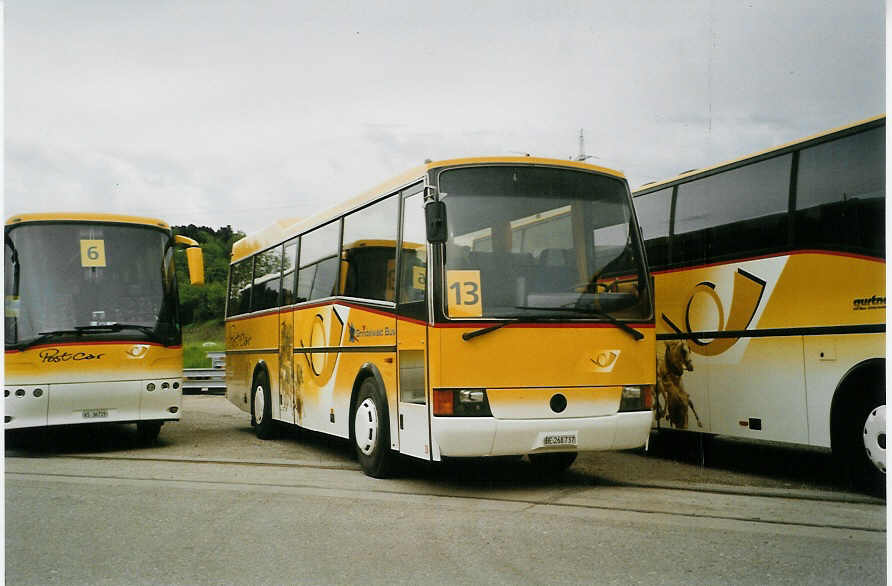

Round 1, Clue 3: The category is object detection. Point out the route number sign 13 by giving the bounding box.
[446,270,482,317]
[80,240,107,267]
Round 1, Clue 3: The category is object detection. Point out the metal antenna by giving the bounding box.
[575,129,599,161]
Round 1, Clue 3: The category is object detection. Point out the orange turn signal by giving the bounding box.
[433,389,454,416]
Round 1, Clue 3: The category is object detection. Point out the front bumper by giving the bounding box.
[432,410,653,457]
[5,378,183,429]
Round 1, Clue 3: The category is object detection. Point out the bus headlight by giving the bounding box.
[619,385,654,412]
[433,388,492,417]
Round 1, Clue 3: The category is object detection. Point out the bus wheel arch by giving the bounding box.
[349,364,394,477]
[830,358,885,492]
[250,362,277,439]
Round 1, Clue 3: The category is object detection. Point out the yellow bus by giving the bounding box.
[4,213,205,442]
[632,116,885,490]
[225,157,656,477]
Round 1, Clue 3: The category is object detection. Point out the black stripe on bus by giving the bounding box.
[293,345,396,354]
[656,323,885,341]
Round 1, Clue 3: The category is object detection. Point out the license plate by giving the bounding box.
[542,431,577,447]
[82,408,109,419]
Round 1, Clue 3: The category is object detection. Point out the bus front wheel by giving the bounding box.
[352,378,393,478]
[252,373,277,440]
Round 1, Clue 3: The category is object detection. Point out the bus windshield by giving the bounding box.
[439,165,651,320]
[5,222,180,348]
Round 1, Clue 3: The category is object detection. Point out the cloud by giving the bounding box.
[5,1,884,233]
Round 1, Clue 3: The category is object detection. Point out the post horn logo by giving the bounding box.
[662,268,766,357]
[126,344,150,358]
[299,307,345,384]
[590,350,620,372]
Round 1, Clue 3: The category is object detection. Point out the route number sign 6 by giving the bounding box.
[80,240,107,267]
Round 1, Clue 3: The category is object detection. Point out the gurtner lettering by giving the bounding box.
[853,295,886,311]
[39,348,105,363]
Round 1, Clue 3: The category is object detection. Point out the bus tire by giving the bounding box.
[528,452,577,474]
[136,421,163,445]
[352,378,393,478]
[252,372,277,440]
[833,371,885,495]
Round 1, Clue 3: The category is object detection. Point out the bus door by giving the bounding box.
[277,238,298,425]
[396,189,431,460]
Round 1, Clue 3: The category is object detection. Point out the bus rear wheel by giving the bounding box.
[836,388,885,495]
[252,373,277,440]
[528,452,577,474]
[352,378,393,478]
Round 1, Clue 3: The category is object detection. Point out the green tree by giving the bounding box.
[173,224,244,326]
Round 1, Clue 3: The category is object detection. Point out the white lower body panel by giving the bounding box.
[432,410,653,457]
[5,379,182,429]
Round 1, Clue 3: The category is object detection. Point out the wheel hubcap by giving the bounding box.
[354,397,379,456]
[254,385,265,425]
[863,404,886,473]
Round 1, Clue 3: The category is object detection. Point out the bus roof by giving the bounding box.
[6,212,171,230]
[231,156,626,262]
[633,114,885,194]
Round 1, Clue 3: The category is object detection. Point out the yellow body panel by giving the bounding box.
[226,303,399,439]
[5,342,183,384]
[651,252,885,446]
[432,325,654,389]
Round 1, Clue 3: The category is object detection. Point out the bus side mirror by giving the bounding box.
[174,234,205,285]
[425,201,447,243]
[186,247,205,285]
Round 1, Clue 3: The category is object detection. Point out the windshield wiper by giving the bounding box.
[514,305,644,341]
[462,322,510,341]
[461,316,557,341]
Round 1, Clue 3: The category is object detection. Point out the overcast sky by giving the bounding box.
[4,1,886,235]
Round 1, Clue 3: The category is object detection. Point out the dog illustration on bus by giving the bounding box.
[655,340,702,429]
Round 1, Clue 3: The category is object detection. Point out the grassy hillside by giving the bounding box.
[183,319,225,368]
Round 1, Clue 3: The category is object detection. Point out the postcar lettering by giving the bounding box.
[39,348,106,364]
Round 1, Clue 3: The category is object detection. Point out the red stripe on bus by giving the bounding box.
[226,300,397,323]
[433,322,654,330]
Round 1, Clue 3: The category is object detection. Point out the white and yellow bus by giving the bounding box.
[633,116,885,489]
[4,213,205,442]
[225,157,656,477]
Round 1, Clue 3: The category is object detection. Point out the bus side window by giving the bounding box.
[227,257,253,317]
[251,248,282,312]
[297,221,340,302]
[674,154,791,265]
[794,127,885,257]
[281,238,298,306]
[634,187,672,268]
[341,194,399,302]
[398,191,427,319]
